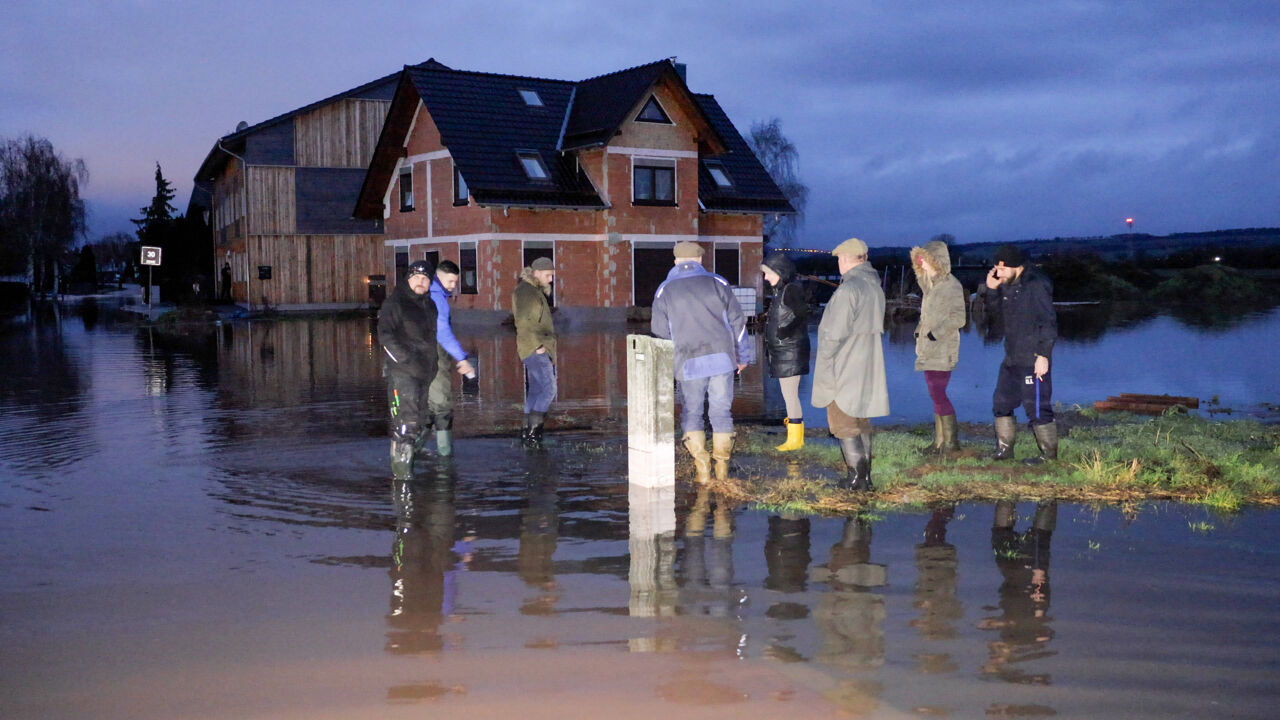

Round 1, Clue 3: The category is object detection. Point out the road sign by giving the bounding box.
[141,246,162,266]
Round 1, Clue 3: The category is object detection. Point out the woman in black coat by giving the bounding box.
[761,252,811,451]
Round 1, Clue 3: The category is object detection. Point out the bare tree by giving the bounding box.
[0,135,88,294]
[747,118,808,247]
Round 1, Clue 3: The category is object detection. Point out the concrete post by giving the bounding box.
[626,334,675,487]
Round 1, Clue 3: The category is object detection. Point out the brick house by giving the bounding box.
[353,58,793,314]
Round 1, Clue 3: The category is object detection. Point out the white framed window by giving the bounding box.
[705,160,733,188]
[517,151,549,180]
[636,95,672,124]
[398,167,414,211]
[518,89,543,107]
[453,163,468,205]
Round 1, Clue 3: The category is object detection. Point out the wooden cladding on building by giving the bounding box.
[248,234,382,306]
[294,99,390,168]
[248,167,296,235]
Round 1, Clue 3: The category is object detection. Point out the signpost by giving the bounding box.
[140,246,162,318]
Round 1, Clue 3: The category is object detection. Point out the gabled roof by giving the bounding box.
[354,59,792,218]
[693,94,795,215]
[192,60,447,184]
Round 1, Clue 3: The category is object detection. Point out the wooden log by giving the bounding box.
[1095,400,1192,415]
[1113,393,1199,408]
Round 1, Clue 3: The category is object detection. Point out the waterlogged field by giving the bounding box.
[1,301,1278,719]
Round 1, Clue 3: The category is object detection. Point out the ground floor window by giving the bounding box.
[395,248,409,282]
[459,244,478,295]
[522,242,554,307]
[715,246,740,285]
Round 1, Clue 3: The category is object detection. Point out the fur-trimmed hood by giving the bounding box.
[910,240,953,291]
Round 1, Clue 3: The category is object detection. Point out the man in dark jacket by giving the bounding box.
[651,241,752,484]
[979,245,1058,463]
[379,260,440,476]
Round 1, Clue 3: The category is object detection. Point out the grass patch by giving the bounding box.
[702,411,1280,516]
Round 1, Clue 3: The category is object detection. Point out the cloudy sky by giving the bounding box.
[4,1,1278,248]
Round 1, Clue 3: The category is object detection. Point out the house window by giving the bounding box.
[636,96,672,124]
[394,248,409,282]
[454,163,468,206]
[459,244,478,295]
[398,168,414,211]
[633,159,676,206]
[518,89,543,107]
[705,161,733,188]
[715,247,740,285]
[517,151,549,180]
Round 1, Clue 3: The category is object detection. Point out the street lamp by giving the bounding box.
[1125,217,1134,231]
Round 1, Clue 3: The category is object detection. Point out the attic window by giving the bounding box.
[705,161,733,188]
[519,89,543,107]
[517,151,549,180]
[636,96,672,124]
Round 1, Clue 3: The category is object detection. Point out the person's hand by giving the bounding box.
[456,359,475,376]
[736,363,747,373]
[1034,355,1049,379]
[985,267,1002,290]
[535,346,547,354]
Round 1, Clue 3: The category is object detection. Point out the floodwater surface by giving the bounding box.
[1,301,1279,719]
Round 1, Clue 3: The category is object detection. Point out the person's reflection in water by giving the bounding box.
[911,506,962,674]
[386,468,468,655]
[812,514,886,714]
[681,488,742,623]
[979,500,1056,685]
[762,512,812,663]
[518,454,560,616]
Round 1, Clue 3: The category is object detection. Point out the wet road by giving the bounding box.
[2,304,1279,718]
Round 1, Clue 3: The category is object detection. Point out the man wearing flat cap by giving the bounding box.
[651,241,752,484]
[980,244,1058,464]
[811,237,889,492]
[513,256,557,447]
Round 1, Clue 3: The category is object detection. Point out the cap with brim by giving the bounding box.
[673,241,705,259]
[832,237,868,257]
[530,257,554,271]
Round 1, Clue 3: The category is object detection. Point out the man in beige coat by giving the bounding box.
[811,238,890,492]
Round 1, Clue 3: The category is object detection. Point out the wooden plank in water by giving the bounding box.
[1114,393,1199,408]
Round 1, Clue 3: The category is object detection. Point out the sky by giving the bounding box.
[3,0,1279,249]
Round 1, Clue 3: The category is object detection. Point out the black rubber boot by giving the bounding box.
[992,416,1017,460]
[523,411,545,448]
[1024,422,1058,465]
[838,435,874,493]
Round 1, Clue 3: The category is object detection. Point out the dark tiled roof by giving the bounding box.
[694,94,795,215]
[355,59,790,217]
[406,65,604,209]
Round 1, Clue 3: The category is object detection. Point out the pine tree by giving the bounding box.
[132,162,176,248]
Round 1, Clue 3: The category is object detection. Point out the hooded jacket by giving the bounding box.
[909,240,966,372]
[811,261,890,418]
[762,252,811,378]
[651,260,752,381]
[512,268,556,362]
[378,279,439,380]
[979,265,1056,366]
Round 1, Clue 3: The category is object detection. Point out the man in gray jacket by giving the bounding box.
[652,241,752,484]
[811,237,890,492]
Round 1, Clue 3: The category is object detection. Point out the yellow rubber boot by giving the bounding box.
[711,432,734,482]
[683,431,711,484]
[775,419,805,452]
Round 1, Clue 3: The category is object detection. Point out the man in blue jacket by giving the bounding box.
[651,241,752,484]
[427,260,475,457]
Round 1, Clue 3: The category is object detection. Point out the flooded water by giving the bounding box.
[2,300,1279,719]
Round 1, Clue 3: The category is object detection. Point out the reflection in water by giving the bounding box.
[811,514,885,713]
[911,507,962,674]
[518,455,561,618]
[981,500,1056,688]
[681,489,742,624]
[387,472,466,655]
